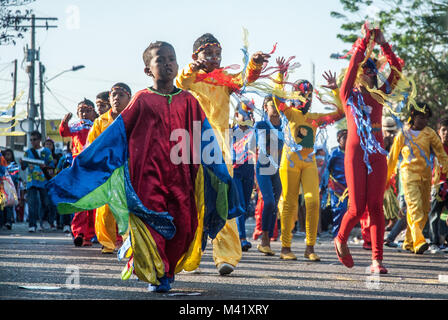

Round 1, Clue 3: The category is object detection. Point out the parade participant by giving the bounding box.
[59,99,97,246]
[176,32,270,275]
[232,102,256,252]
[87,83,132,254]
[335,25,403,274]
[255,96,283,256]
[387,105,448,254]
[95,91,111,115]
[20,131,54,232]
[47,41,235,293]
[327,129,348,238]
[428,118,448,253]
[273,58,344,261]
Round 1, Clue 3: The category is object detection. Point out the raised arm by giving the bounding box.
[375,29,402,94]
[59,112,73,138]
[386,132,404,184]
[340,25,373,101]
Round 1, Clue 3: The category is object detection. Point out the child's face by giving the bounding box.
[264,100,279,120]
[3,151,13,162]
[77,104,96,121]
[147,46,178,82]
[44,141,54,151]
[30,135,41,149]
[110,89,131,113]
[338,133,347,150]
[96,99,110,115]
[412,114,429,130]
[196,45,222,72]
[439,125,448,145]
[315,150,325,167]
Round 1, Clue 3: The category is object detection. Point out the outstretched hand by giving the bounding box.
[321,70,338,90]
[62,112,72,124]
[374,28,386,45]
[276,57,286,74]
[251,51,270,65]
[190,59,209,72]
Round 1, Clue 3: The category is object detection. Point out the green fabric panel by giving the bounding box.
[206,168,229,221]
[57,166,129,234]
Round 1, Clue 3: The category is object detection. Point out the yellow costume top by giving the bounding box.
[273,73,344,161]
[387,126,448,183]
[87,109,114,144]
[176,60,263,133]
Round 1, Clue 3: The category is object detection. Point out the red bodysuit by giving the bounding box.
[337,31,402,261]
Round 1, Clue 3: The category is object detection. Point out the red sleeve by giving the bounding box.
[340,32,371,102]
[59,121,71,137]
[378,43,402,93]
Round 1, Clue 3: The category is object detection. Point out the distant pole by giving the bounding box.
[11,59,18,148]
[26,14,36,149]
[39,62,46,141]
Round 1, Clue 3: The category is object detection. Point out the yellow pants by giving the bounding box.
[402,177,431,252]
[212,218,242,267]
[279,152,320,247]
[95,204,118,251]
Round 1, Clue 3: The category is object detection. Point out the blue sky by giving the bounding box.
[0,0,375,148]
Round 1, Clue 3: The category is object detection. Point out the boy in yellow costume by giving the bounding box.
[273,59,344,261]
[387,103,448,254]
[176,33,270,275]
[87,83,132,253]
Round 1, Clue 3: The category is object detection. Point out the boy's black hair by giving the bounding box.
[142,41,175,67]
[96,91,109,101]
[2,148,15,162]
[337,129,348,141]
[437,117,448,130]
[77,98,95,109]
[111,82,132,96]
[193,33,220,54]
[410,102,432,119]
[30,130,42,139]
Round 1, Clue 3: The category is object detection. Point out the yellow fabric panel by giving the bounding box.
[87,109,114,144]
[94,204,117,250]
[212,218,242,267]
[129,213,165,284]
[175,166,205,273]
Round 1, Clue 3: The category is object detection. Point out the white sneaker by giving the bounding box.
[42,221,51,230]
[36,225,43,232]
[63,225,71,233]
[429,244,440,254]
[28,226,36,232]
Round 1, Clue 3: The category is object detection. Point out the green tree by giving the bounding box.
[1,0,35,46]
[331,0,448,126]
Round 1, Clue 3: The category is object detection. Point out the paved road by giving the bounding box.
[1,219,448,303]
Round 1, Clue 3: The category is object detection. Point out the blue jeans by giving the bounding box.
[386,194,408,242]
[1,207,14,226]
[27,187,48,228]
[330,190,348,238]
[234,163,255,240]
[428,198,448,245]
[256,166,282,238]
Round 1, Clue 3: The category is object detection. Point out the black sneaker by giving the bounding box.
[74,234,84,247]
[415,242,429,254]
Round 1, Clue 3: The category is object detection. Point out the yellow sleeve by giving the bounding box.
[231,58,264,87]
[87,119,101,144]
[386,132,405,184]
[430,129,448,174]
[271,72,294,119]
[176,64,198,91]
[307,89,345,126]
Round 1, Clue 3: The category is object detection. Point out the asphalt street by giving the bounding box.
[1,218,448,303]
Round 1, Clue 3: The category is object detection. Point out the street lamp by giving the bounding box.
[46,64,85,83]
[33,64,85,146]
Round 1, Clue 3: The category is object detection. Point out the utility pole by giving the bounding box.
[17,14,58,149]
[10,59,18,149]
[39,61,46,140]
